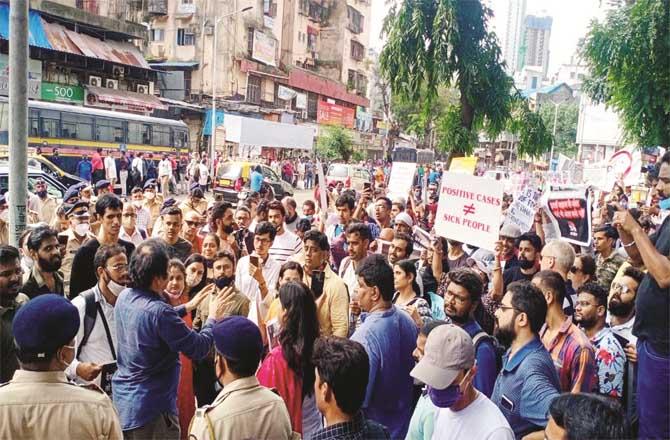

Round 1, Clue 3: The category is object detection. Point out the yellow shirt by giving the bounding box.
[304,265,350,338]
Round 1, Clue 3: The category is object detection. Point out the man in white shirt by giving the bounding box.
[131,153,145,184]
[67,244,130,392]
[235,221,281,325]
[158,154,172,198]
[104,152,117,191]
[607,266,643,345]
[119,199,147,246]
[129,187,151,234]
[267,200,303,265]
[411,325,514,440]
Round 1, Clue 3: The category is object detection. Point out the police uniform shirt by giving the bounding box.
[0,370,123,439]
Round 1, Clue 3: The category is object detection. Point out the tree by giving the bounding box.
[538,102,579,157]
[581,0,670,147]
[380,0,552,158]
[316,126,355,162]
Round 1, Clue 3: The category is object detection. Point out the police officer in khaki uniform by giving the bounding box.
[0,294,122,439]
[58,201,96,297]
[143,179,164,235]
[188,316,298,440]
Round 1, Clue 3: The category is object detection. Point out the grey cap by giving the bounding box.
[410,324,475,390]
[499,223,522,239]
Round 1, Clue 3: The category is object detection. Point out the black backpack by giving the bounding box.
[472,330,506,374]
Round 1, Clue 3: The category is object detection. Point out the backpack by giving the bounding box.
[472,330,506,374]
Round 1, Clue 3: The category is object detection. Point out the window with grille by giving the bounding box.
[247,75,262,104]
[263,0,277,18]
[347,6,363,34]
[177,28,195,46]
[350,40,364,61]
[151,28,165,42]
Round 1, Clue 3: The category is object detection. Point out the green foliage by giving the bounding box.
[538,102,579,156]
[316,126,355,162]
[581,0,670,147]
[379,0,552,157]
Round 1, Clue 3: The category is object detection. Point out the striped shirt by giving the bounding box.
[540,315,598,393]
[268,229,303,265]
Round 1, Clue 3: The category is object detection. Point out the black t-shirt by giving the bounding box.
[69,238,135,299]
[634,216,670,355]
[502,266,535,290]
[168,238,193,262]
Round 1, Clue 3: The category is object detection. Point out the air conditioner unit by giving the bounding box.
[105,79,119,89]
[89,76,102,87]
[137,84,149,94]
[112,66,125,78]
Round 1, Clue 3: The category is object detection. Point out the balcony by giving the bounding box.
[147,0,167,16]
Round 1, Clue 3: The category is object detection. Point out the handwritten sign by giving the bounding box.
[545,188,592,246]
[435,172,503,251]
[387,162,417,201]
[504,187,541,232]
[449,157,478,174]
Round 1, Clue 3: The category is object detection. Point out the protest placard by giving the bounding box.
[387,161,417,201]
[504,186,541,232]
[544,188,592,247]
[434,172,503,251]
[449,157,478,174]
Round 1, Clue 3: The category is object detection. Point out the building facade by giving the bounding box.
[518,15,552,78]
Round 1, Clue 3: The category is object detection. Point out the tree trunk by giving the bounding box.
[445,90,476,168]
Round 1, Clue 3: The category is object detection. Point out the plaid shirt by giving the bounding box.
[309,411,390,440]
[540,315,598,393]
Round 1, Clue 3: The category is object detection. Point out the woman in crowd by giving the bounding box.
[393,259,433,326]
[163,259,212,440]
[184,253,208,302]
[201,233,220,281]
[569,254,596,290]
[264,261,305,328]
[257,281,321,437]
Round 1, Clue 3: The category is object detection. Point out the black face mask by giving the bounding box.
[518,258,535,270]
[223,224,235,235]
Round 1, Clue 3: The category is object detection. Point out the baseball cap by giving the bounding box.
[394,212,414,228]
[499,223,522,239]
[410,324,475,390]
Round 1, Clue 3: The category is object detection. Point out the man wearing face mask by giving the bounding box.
[142,179,164,233]
[21,225,64,298]
[32,178,57,225]
[130,187,151,233]
[188,316,296,439]
[411,324,514,440]
[119,201,148,246]
[59,202,96,296]
[66,245,130,392]
[0,294,123,439]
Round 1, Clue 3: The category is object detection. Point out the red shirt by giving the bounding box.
[91,153,104,171]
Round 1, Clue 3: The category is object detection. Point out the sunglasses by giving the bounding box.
[185,221,200,227]
[569,266,582,274]
[611,283,632,294]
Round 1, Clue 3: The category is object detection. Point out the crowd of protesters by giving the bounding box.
[0,149,668,440]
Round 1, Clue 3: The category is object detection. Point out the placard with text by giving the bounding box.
[435,172,503,251]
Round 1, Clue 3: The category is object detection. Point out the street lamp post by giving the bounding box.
[549,100,560,171]
[210,6,253,177]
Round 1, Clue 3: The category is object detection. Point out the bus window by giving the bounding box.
[128,122,152,145]
[173,129,188,149]
[392,147,417,163]
[152,124,171,147]
[62,113,93,140]
[29,109,39,137]
[96,118,125,143]
[0,102,8,144]
[40,110,61,138]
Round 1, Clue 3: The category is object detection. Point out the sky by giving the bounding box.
[370,0,607,76]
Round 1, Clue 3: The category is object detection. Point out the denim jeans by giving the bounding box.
[637,339,670,439]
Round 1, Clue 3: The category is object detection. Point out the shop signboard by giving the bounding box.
[252,30,277,67]
[41,82,84,104]
[317,100,355,129]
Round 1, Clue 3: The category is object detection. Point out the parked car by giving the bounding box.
[0,163,69,201]
[214,161,293,205]
[0,155,84,188]
[326,163,372,191]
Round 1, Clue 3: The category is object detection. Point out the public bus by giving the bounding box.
[0,96,189,174]
[392,145,435,164]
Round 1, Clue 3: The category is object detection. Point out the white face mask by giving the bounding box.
[132,200,143,208]
[107,279,126,297]
[186,273,202,287]
[74,222,90,236]
[21,256,34,270]
[0,210,8,223]
[145,192,155,200]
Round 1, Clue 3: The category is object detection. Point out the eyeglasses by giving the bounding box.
[611,283,632,294]
[569,266,582,274]
[444,290,470,306]
[498,304,520,313]
[185,221,200,227]
[254,237,272,244]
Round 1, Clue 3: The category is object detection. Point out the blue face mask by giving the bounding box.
[428,384,462,408]
[659,198,670,210]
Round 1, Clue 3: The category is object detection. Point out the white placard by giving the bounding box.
[503,186,541,233]
[387,162,417,201]
[435,172,504,251]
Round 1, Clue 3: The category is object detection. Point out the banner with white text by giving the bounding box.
[435,172,503,251]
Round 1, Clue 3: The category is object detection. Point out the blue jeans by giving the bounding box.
[637,339,670,439]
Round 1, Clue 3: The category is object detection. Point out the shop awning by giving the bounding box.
[159,97,203,111]
[86,85,167,111]
[42,20,151,69]
[224,114,314,150]
[0,4,52,49]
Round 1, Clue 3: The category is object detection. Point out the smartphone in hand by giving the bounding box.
[249,255,259,267]
[311,270,326,299]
